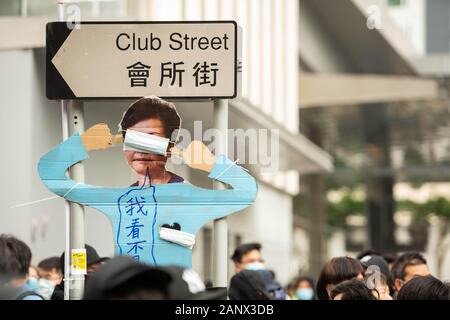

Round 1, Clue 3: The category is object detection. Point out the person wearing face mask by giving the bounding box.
[38,96,258,269]
[27,265,40,291]
[30,257,62,300]
[292,276,316,300]
[230,243,286,300]
[27,264,57,299]
[38,257,62,285]
[231,243,265,273]
[0,234,44,300]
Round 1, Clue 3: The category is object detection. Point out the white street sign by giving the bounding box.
[46,21,237,99]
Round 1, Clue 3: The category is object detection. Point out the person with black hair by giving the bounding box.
[228,270,274,300]
[231,243,264,273]
[292,276,316,300]
[397,275,450,300]
[230,243,286,299]
[38,256,62,285]
[83,256,226,300]
[316,256,364,300]
[0,234,43,300]
[381,253,398,271]
[359,254,393,300]
[331,279,377,300]
[83,256,171,300]
[24,257,62,300]
[356,249,382,260]
[357,249,397,271]
[390,252,430,294]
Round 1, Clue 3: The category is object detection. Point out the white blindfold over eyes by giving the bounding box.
[123,129,170,156]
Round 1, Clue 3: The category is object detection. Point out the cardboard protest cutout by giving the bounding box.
[38,96,257,268]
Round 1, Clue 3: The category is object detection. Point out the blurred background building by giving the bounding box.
[1,0,450,285]
[298,0,450,281]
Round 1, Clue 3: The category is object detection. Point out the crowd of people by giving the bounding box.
[282,249,449,300]
[0,233,449,300]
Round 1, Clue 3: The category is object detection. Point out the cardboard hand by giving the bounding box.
[171,140,216,173]
[81,123,123,151]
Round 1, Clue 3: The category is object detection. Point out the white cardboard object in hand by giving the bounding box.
[159,227,196,249]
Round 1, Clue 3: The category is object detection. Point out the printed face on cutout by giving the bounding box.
[124,117,168,176]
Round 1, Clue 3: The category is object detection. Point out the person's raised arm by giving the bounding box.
[38,124,122,198]
[172,141,258,200]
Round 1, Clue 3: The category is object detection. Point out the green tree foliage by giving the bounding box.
[328,193,450,228]
[398,197,450,220]
[326,192,364,227]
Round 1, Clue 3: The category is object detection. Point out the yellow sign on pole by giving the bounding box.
[71,248,87,275]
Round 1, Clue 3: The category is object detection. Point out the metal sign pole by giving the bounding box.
[212,99,229,288]
[62,98,71,301]
[67,100,86,299]
[57,1,86,300]
[57,1,71,301]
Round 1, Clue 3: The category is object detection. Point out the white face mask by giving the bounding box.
[245,262,266,271]
[35,279,56,300]
[296,288,314,300]
[123,129,170,156]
